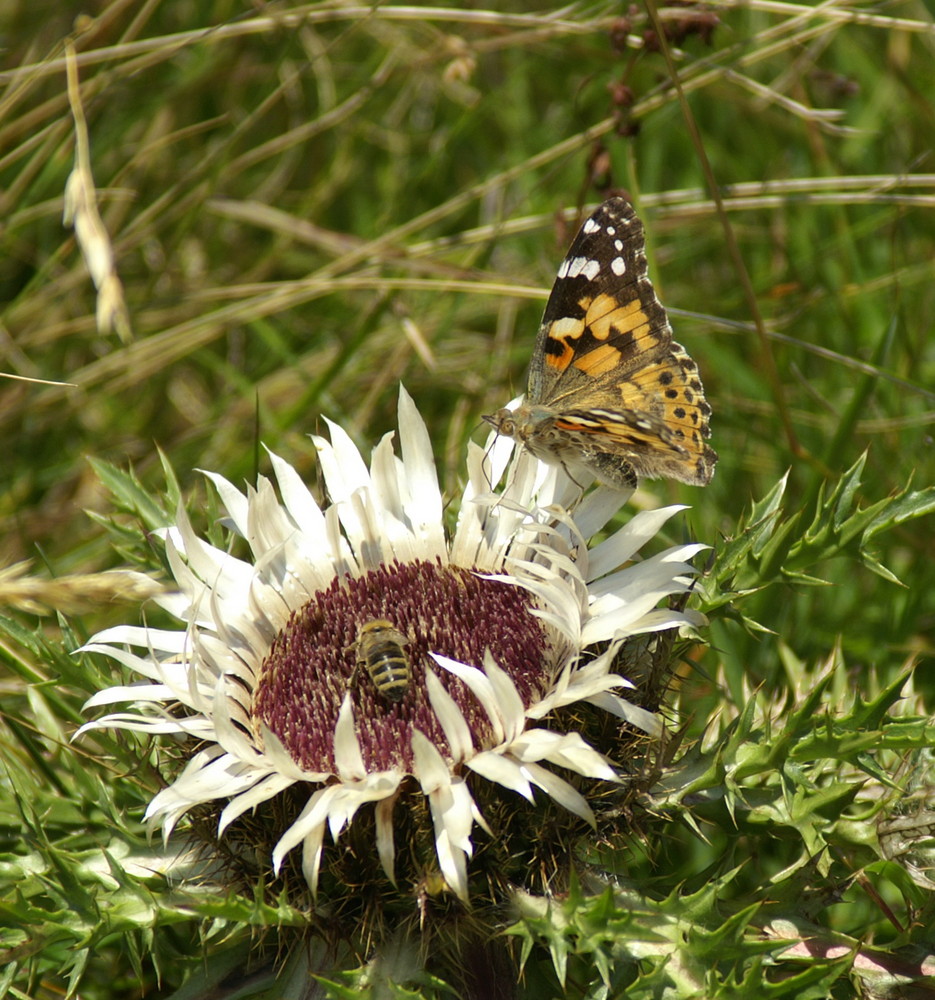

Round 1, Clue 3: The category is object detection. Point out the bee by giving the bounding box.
[348,619,411,703]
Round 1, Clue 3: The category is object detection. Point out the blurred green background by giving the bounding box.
[4,3,933,669]
[2,1,934,994]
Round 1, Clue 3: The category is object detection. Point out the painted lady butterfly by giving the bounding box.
[484,198,716,489]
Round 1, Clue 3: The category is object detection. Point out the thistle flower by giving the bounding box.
[78,387,704,905]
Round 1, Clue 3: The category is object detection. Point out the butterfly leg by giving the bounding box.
[558,460,591,492]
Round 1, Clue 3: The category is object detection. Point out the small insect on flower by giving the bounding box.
[348,619,412,703]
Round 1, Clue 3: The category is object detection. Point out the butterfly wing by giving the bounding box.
[527,199,669,404]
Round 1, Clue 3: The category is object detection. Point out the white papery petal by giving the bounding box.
[411,727,450,793]
[587,691,662,736]
[163,539,214,629]
[75,714,214,738]
[80,624,189,653]
[324,773,401,842]
[413,730,475,900]
[586,505,688,580]
[174,505,255,602]
[521,760,595,826]
[480,652,526,743]
[249,475,296,552]
[588,544,707,603]
[529,669,627,717]
[483,568,582,645]
[317,417,371,496]
[146,750,264,830]
[201,471,250,539]
[197,631,257,686]
[467,750,534,801]
[323,503,358,576]
[482,404,522,486]
[260,725,328,781]
[425,669,473,762]
[448,443,492,568]
[534,464,583,511]
[369,433,418,565]
[398,385,446,560]
[413,731,478,855]
[375,796,398,884]
[609,607,696,635]
[333,694,366,780]
[583,593,691,646]
[218,771,296,834]
[526,649,648,729]
[273,786,332,875]
[78,644,191,690]
[82,683,175,708]
[209,673,260,762]
[430,654,505,744]
[571,486,637,541]
[267,449,325,531]
[301,820,328,898]
[273,778,400,882]
[347,486,391,568]
[510,728,617,781]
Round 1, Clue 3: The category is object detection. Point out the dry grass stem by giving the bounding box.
[0,563,164,615]
[62,42,131,342]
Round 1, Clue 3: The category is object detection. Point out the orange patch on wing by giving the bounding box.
[543,316,586,372]
[544,340,574,372]
[623,359,681,391]
[587,294,649,342]
[573,343,621,376]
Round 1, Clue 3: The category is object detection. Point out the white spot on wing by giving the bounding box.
[559,256,601,281]
[550,316,582,337]
[582,218,600,234]
[606,226,616,236]
[611,256,626,276]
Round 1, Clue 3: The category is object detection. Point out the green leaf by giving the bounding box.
[705,461,935,617]
[87,458,174,533]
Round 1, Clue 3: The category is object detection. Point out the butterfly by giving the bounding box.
[483,198,716,490]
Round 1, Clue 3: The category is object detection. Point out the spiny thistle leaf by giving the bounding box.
[508,870,835,998]
[87,458,174,534]
[313,965,457,1000]
[706,472,789,604]
[860,482,935,583]
[704,461,935,621]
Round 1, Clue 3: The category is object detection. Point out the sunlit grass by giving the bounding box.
[2,1,934,996]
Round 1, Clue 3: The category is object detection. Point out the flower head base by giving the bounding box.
[78,387,705,906]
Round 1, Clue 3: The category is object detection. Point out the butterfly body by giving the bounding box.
[483,198,716,489]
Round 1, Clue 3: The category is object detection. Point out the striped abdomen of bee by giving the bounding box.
[349,619,411,703]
